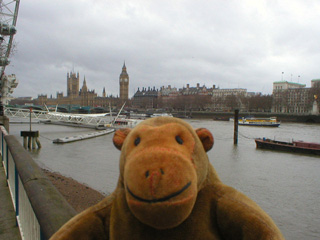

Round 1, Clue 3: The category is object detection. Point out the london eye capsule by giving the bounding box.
[0,57,10,66]
[0,23,16,36]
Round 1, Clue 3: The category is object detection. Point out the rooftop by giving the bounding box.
[273,81,306,86]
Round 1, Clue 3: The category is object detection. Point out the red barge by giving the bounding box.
[255,138,320,156]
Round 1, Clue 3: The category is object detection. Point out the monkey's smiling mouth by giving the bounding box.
[127,182,191,203]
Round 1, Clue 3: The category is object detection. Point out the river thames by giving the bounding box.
[9,119,320,240]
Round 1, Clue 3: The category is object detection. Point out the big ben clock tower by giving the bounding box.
[119,62,129,102]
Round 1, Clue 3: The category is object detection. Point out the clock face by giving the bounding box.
[125,78,128,82]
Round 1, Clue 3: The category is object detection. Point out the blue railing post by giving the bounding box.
[3,134,77,239]
[5,144,8,180]
[1,131,3,162]
[40,229,46,240]
[15,165,19,226]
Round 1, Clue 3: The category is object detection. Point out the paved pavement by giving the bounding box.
[0,163,21,240]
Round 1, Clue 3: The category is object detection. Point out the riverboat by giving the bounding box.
[150,113,173,118]
[129,113,147,119]
[238,117,280,127]
[255,138,320,155]
[111,118,142,128]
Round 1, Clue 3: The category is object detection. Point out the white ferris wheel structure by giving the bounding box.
[0,0,20,106]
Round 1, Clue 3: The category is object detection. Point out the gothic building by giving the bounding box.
[35,65,127,109]
[119,62,129,102]
[67,72,80,98]
[36,72,98,107]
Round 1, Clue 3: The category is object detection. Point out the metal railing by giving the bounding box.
[4,107,113,126]
[0,126,76,240]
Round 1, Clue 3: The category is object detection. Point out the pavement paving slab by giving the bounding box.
[0,164,22,240]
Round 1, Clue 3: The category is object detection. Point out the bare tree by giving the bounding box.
[248,94,273,112]
[225,94,239,111]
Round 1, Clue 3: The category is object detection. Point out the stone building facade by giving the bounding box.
[272,80,319,114]
[132,83,214,110]
[211,87,248,111]
[158,85,179,108]
[132,87,158,109]
[35,68,124,108]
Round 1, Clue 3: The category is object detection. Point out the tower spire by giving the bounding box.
[81,75,88,93]
[119,62,129,102]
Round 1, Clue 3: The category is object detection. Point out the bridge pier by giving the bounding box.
[20,131,41,149]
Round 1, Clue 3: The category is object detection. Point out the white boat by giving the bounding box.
[110,118,142,129]
[150,113,173,118]
[238,117,280,127]
[129,113,147,119]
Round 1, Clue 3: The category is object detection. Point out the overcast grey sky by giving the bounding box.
[6,0,320,98]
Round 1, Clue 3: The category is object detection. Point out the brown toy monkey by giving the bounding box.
[50,117,284,240]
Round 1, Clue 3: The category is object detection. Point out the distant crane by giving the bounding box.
[0,0,20,108]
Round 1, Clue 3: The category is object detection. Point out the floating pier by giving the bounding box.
[53,129,115,144]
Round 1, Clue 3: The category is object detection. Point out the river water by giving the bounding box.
[9,119,320,240]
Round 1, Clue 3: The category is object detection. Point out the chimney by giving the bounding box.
[197,83,200,89]
[187,84,189,89]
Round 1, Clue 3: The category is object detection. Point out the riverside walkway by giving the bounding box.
[0,124,77,240]
[0,164,21,239]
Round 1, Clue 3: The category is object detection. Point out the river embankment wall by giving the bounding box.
[171,111,320,123]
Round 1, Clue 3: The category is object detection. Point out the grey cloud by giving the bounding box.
[6,0,320,98]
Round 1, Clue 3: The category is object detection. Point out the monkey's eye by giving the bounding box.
[134,137,141,146]
[175,136,183,145]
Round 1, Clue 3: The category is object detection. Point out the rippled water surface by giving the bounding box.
[10,119,320,240]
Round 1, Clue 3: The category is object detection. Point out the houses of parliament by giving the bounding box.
[35,63,129,108]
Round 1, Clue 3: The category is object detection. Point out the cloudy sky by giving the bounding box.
[6,0,320,98]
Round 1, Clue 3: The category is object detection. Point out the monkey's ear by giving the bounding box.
[113,128,131,150]
[195,128,214,152]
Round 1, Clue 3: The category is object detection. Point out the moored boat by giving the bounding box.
[239,117,280,127]
[255,138,320,155]
[150,113,173,118]
[129,113,147,119]
[111,118,142,128]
